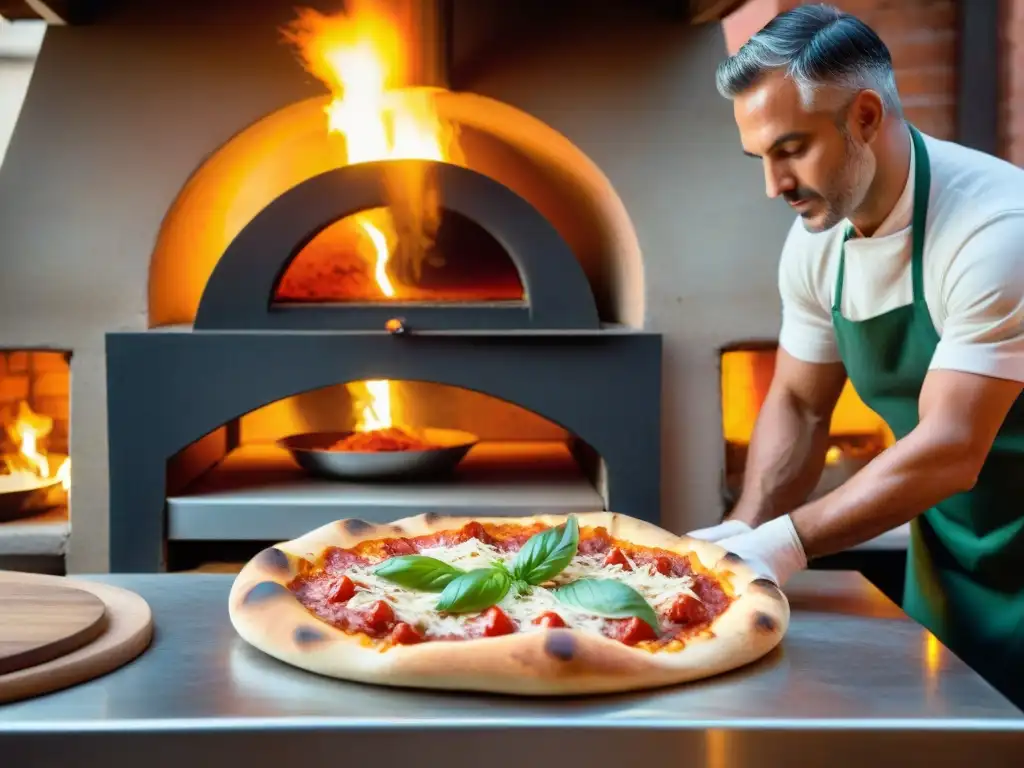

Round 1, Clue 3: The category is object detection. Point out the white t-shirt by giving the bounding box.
[778,131,1024,384]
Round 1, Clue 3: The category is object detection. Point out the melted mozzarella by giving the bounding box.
[342,538,701,639]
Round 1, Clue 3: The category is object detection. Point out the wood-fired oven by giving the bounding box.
[100,0,694,573]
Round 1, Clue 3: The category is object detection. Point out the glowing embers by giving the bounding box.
[719,343,892,505]
[0,351,70,522]
[275,207,524,303]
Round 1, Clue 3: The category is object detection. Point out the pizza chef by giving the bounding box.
[686,5,1024,706]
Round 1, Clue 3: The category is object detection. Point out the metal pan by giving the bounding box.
[0,474,64,522]
[277,427,479,482]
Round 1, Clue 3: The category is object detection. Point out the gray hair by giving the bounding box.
[715,4,902,117]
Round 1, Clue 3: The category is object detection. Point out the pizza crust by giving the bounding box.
[228,512,789,696]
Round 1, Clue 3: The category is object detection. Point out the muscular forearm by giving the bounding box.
[729,388,833,527]
[790,423,981,558]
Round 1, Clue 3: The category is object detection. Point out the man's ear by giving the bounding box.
[849,90,885,144]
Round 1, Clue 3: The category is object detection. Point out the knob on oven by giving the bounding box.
[385,317,407,335]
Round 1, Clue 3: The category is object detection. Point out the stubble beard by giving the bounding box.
[801,134,874,234]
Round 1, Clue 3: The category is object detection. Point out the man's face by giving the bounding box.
[733,71,875,233]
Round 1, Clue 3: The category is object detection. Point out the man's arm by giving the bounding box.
[717,212,1024,584]
[791,370,1022,557]
[694,221,847,538]
[728,350,848,527]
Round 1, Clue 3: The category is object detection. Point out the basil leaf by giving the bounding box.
[553,578,660,631]
[512,515,580,585]
[374,555,465,592]
[435,567,511,614]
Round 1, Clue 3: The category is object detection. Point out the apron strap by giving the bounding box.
[832,125,930,313]
[908,125,931,303]
[832,225,855,314]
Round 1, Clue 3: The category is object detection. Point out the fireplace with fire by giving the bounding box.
[0,349,71,571]
[104,2,663,573]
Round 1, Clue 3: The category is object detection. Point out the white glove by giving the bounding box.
[686,519,752,542]
[717,515,808,587]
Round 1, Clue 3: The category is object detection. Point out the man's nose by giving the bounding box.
[764,162,795,199]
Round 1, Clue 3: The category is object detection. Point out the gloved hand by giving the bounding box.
[717,515,808,587]
[686,519,752,542]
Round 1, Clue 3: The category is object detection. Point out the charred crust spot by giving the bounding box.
[544,630,576,662]
[754,612,778,634]
[423,512,441,524]
[243,581,293,605]
[390,525,404,534]
[721,552,744,566]
[750,578,784,599]
[293,625,328,647]
[343,519,373,535]
[255,546,290,574]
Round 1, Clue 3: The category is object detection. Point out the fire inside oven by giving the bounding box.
[719,342,894,512]
[0,350,70,525]
[106,3,662,573]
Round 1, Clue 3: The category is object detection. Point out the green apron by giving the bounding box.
[831,125,1024,708]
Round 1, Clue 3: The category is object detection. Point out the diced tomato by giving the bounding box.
[602,547,632,571]
[326,576,356,604]
[533,611,566,629]
[667,594,708,625]
[390,622,423,645]
[361,600,396,635]
[653,556,673,576]
[615,617,657,646]
[482,606,516,637]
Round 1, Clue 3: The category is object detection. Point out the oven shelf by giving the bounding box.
[166,440,605,541]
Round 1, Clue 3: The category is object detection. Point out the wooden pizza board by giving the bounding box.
[0,570,154,704]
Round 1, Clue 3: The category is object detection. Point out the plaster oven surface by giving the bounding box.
[0,0,793,571]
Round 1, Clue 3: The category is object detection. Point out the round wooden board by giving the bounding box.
[0,582,108,675]
[0,570,154,704]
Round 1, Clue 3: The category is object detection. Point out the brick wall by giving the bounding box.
[725,0,958,138]
[0,350,70,456]
[1002,0,1024,165]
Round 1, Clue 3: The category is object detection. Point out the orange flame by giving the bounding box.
[2,401,70,492]
[283,3,461,433]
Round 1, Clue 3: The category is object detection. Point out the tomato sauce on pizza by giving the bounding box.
[287,519,735,652]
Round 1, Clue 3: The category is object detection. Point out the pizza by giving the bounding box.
[228,511,789,696]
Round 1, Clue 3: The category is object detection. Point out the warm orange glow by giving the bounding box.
[720,348,896,446]
[924,633,942,674]
[2,401,70,492]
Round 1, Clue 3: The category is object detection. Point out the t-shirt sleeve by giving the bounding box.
[930,213,1024,383]
[777,221,841,363]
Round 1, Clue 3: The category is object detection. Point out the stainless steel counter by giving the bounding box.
[2,571,1022,767]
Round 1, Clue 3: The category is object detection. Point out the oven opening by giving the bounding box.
[164,379,605,573]
[275,206,524,304]
[719,341,894,514]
